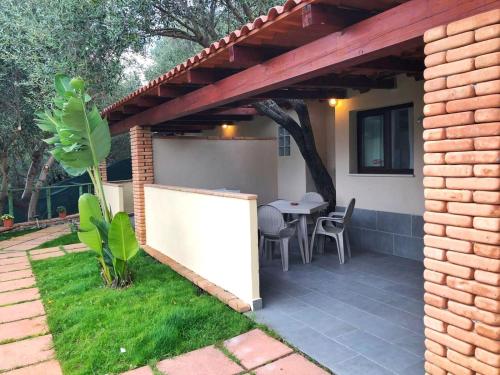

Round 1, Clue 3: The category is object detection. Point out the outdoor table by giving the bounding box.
[268,199,328,263]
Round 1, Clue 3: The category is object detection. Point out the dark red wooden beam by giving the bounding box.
[302,4,364,32]
[253,88,347,100]
[110,0,499,134]
[294,74,396,89]
[356,57,425,73]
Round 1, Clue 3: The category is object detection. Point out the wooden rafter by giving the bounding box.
[110,0,499,134]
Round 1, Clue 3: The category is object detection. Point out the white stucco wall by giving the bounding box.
[144,185,260,308]
[153,137,278,204]
[334,75,425,215]
[103,180,134,215]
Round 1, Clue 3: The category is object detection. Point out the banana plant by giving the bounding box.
[35,74,139,287]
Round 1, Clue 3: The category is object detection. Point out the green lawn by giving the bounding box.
[34,232,79,249]
[32,250,256,374]
[0,227,39,242]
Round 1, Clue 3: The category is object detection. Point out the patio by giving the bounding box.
[251,240,425,375]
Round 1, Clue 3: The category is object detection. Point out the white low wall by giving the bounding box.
[153,136,278,204]
[144,184,261,309]
[103,180,134,215]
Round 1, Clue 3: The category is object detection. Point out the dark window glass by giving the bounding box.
[357,103,413,174]
[278,127,290,156]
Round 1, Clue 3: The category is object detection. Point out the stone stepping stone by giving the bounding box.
[0,263,31,274]
[156,345,244,375]
[0,252,27,260]
[2,360,62,375]
[0,316,48,342]
[253,353,329,375]
[0,270,33,283]
[0,257,29,266]
[224,329,293,370]
[0,288,39,306]
[0,334,55,371]
[0,300,45,324]
[121,365,154,375]
[31,252,64,261]
[0,278,36,293]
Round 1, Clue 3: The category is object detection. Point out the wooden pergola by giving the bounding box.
[104,2,500,374]
[104,0,497,135]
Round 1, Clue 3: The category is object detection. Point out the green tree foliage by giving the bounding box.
[0,0,144,214]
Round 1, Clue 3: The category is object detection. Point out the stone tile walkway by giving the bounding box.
[122,329,329,375]
[0,224,85,373]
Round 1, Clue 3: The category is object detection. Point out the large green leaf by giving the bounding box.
[108,212,139,261]
[78,229,102,256]
[77,194,104,255]
[35,75,111,176]
[78,193,103,230]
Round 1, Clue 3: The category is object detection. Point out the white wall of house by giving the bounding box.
[334,75,425,215]
[152,137,278,204]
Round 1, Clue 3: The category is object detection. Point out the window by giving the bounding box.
[357,103,413,174]
[278,127,291,156]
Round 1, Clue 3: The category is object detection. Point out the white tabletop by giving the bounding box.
[269,199,328,215]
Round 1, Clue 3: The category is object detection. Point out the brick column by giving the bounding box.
[422,9,500,375]
[130,126,154,245]
[98,160,108,182]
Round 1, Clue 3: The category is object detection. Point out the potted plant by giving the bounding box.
[1,214,14,229]
[57,206,67,219]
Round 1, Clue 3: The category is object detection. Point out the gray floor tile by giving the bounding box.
[331,355,394,375]
[254,251,424,375]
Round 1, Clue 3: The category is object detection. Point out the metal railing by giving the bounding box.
[5,183,93,221]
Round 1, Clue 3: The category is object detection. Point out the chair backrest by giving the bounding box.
[258,205,285,236]
[343,198,356,225]
[301,192,324,203]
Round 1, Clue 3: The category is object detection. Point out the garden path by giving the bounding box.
[0,224,84,373]
[0,226,328,374]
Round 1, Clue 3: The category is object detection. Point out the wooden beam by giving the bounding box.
[302,4,363,32]
[228,46,287,68]
[356,57,425,73]
[153,124,217,132]
[254,88,347,99]
[211,107,258,116]
[169,68,238,85]
[294,74,396,89]
[110,0,499,134]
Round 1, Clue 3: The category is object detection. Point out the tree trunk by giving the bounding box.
[0,150,9,214]
[254,100,336,211]
[21,146,46,202]
[27,155,55,220]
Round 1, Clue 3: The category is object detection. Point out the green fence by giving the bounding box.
[5,183,93,222]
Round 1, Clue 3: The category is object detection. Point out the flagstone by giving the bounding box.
[157,345,243,375]
[121,365,155,375]
[0,269,33,282]
[0,335,54,371]
[0,300,45,323]
[0,252,27,260]
[0,263,30,274]
[0,316,48,342]
[2,360,62,375]
[253,354,329,375]
[0,288,39,306]
[224,329,293,370]
[31,251,64,260]
[0,277,36,293]
[1,257,29,265]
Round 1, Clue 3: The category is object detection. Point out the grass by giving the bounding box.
[31,250,256,374]
[0,227,39,242]
[34,232,79,249]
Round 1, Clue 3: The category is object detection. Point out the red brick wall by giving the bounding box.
[423,9,500,375]
[98,160,108,182]
[130,126,153,244]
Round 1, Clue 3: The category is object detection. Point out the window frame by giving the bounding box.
[356,103,414,175]
[278,126,291,157]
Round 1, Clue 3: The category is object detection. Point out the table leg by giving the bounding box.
[299,215,310,263]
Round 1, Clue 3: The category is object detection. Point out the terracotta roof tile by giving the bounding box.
[103,0,309,115]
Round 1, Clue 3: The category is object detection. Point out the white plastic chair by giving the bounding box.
[257,205,304,271]
[310,198,355,264]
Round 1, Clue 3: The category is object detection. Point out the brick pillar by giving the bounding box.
[422,9,500,375]
[130,126,154,245]
[98,160,108,182]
